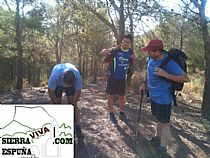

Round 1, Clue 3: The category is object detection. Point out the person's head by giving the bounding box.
[141,39,164,59]
[121,34,133,49]
[62,70,76,85]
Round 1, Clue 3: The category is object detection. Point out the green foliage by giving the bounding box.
[0,0,206,90]
[24,5,46,33]
[0,7,16,58]
[139,10,206,72]
[190,73,204,85]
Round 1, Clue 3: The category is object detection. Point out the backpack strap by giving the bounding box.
[111,48,121,72]
[129,48,134,66]
[158,54,172,81]
[159,54,172,70]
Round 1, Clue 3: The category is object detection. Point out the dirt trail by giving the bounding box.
[1,82,210,158]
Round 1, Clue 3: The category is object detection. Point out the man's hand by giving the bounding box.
[139,82,147,94]
[155,67,169,78]
[112,45,121,51]
[155,67,189,83]
[100,45,121,57]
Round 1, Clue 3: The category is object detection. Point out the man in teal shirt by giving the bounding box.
[48,63,83,139]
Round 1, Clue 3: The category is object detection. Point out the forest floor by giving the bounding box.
[0,82,210,158]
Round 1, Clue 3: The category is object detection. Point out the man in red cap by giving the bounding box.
[139,39,189,158]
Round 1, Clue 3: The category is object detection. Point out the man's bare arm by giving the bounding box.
[48,88,59,103]
[73,89,81,106]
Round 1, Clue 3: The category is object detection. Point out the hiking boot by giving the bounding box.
[76,125,84,140]
[158,146,167,158]
[149,136,161,146]
[110,112,118,124]
[119,112,129,122]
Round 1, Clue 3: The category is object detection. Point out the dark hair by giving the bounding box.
[63,70,76,85]
[123,34,133,42]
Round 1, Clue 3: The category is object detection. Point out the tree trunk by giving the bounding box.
[55,37,61,64]
[189,0,210,120]
[90,57,93,77]
[118,0,125,43]
[37,67,41,86]
[129,15,134,49]
[180,27,183,50]
[78,46,82,73]
[15,0,23,90]
[127,1,134,86]
[198,0,210,120]
[82,58,85,79]
[85,57,88,78]
[28,60,31,84]
[93,57,98,83]
[128,0,134,49]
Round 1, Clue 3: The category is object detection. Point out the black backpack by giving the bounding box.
[159,48,188,91]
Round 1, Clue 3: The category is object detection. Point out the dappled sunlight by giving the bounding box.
[1,82,210,158]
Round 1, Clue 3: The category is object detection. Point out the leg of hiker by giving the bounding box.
[66,95,80,124]
[156,122,162,138]
[106,77,118,123]
[117,80,129,121]
[156,102,172,158]
[108,95,115,113]
[119,95,124,112]
[150,100,161,145]
[160,122,171,147]
[119,95,129,121]
[66,87,83,139]
[108,95,118,123]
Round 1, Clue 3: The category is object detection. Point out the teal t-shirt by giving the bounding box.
[48,63,83,90]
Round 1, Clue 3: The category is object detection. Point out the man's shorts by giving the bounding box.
[54,85,75,97]
[151,100,172,123]
[106,77,126,96]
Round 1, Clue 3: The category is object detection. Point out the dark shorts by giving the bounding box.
[151,100,172,123]
[106,77,126,96]
[54,85,75,97]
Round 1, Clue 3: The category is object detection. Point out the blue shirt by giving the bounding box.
[48,63,83,91]
[110,48,132,80]
[148,54,184,105]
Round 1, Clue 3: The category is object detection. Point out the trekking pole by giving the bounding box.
[135,90,144,140]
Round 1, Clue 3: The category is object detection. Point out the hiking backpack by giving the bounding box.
[159,48,188,91]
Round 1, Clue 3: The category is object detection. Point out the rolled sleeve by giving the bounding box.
[48,74,57,90]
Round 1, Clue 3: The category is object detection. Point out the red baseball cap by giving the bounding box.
[141,40,164,52]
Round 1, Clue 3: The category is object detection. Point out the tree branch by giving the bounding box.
[190,0,201,9]
[109,0,120,12]
[106,0,115,27]
[181,0,199,15]
[3,0,12,12]
[78,1,119,39]
[172,11,200,25]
